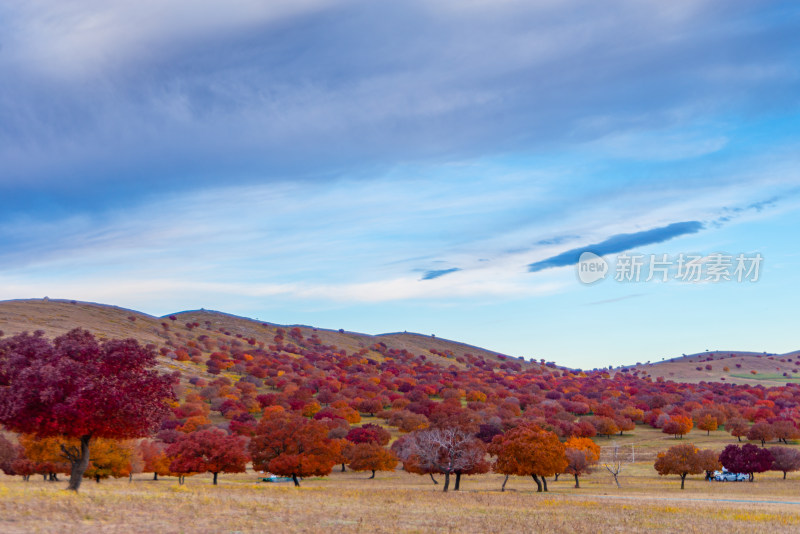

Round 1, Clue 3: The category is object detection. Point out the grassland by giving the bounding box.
[4,424,800,533]
[4,463,800,533]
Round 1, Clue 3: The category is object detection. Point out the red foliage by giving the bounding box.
[249,410,341,486]
[0,329,176,491]
[166,429,248,485]
[346,424,391,446]
[719,443,773,481]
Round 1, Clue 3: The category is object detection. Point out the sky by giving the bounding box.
[1,0,799,369]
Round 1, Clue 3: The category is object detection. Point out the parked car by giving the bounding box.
[713,468,748,481]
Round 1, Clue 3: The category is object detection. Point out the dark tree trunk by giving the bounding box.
[454,472,462,491]
[784,472,788,480]
[574,474,580,488]
[542,476,548,492]
[292,474,300,487]
[179,475,185,485]
[680,473,686,489]
[341,463,346,472]
[95,475,101,483]
[737,436,742,442]
[532,474,542,492]
[443,472,450,492]
[65,435,91,492]
[501,474,509,492]
[429,473,438,485]
[42,474,47,481]
[369,470,375,479]
[554,473,559,481]
[129,473,133,483]
[213,472,218,485]
[153,472,158,481]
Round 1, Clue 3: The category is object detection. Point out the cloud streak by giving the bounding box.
[528,221,704,272]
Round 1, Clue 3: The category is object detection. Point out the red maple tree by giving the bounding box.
[166,429,248,485]
[249,410,341,486]
[0,329,176,491]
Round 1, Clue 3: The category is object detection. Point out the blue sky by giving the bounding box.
[1,1,799,368]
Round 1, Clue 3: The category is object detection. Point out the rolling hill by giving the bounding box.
[613,350,800,386]
[0,298,531,378]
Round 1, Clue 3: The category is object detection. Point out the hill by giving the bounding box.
[0,298,533,380]
[613,350,800,386]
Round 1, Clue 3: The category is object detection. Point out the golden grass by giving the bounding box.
[4,464,800,533]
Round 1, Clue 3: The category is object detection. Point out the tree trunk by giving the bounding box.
[129,473,133,483]
[737,436,742,442]
[532,474,542,492]
[554,473,559,481]
[574,474,580,488]
[66,435,91,492]
[369,470,375,479]
[43,474,47,481]
[95,475,101,483]
[292,474,300,487]
[179,475,184,485]
[429,473,438,485]
[213,472,218,485]
[784,471,787,480]
[341,463,346,472]
[454,472,461,491]
[153,472,158,481]
[542,476,548,492]
[680,473,686,490]
[501,474,509,492]
[443,472,450,492]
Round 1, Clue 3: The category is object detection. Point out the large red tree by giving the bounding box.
[166,429,248,485]
[249,409,340,486]
[0,329,176,491]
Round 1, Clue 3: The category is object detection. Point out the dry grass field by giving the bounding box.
[4,462,800,534]
[4,425,800,533]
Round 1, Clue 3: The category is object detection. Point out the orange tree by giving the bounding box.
[489,424,566,492]
[564,437,600,488]
[725,417,749,442]
[662,415,693,439]
[346,443,398,479]
[249,410,340,486]
[84,439,136,483]
[654,443,718,489]
[139,440,170,481]
[17,435,70,481]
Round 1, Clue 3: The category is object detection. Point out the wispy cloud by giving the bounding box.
[528,221,704,272]
[421,268,461,281]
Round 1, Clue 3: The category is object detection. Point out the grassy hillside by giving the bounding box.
[0,298,530,381]
[613,350,800,386]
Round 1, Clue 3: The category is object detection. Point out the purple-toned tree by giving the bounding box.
[0,329,176,491]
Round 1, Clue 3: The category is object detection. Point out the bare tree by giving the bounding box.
[403,427,487,492]
[603,442,624,488]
